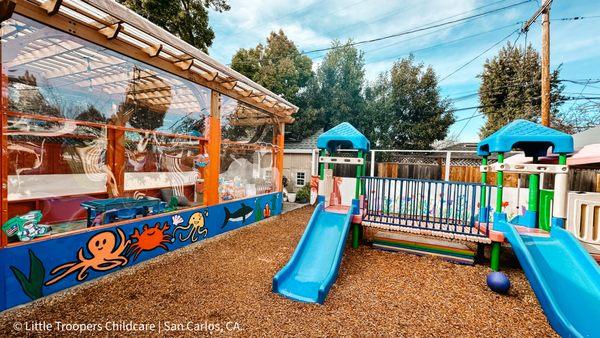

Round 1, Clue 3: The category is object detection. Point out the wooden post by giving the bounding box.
[205,91,221,206]
[107,128,125,197]
[1,52,8,247]
[522,0,552,126]
[541,6,551,127]
[273,122,285,192]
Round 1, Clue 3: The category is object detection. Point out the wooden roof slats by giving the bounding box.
[142,43,161,57]
[174,58,193,71]
[34,0,297,113]
[98,21,120,39]
[40,0,61,16]
[11,0,296,124]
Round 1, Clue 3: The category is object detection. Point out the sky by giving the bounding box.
[206,0,600,142]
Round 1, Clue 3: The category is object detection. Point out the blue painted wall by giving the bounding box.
[0,193,282,311]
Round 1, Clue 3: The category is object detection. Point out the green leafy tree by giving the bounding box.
[365,55,454,149]
[231,30,313,141]
[117,0,230,52]
[305,41,367,133]
[479,42,567,138]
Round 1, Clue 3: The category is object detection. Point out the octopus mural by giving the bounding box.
[45,228,129,286]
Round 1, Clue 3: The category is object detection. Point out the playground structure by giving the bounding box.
[0,0,294,311]
[275,120,600,337]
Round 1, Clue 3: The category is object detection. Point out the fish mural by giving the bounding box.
[222,203,253,228]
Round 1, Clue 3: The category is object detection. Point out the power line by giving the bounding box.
[300,0,533,55]
[455,108,480,139]
[439,29,519,82]
[364,22,521,64]
[553,15,600,21]
[327,0,514,43]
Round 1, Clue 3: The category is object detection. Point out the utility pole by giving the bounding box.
[522,0,552,127]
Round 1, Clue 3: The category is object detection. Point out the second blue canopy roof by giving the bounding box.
[477,119,574,157]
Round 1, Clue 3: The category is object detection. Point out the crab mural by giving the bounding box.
[127,222,172,260]
[45,228,130,286]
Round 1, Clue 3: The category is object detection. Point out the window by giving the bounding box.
[296,172,306,187]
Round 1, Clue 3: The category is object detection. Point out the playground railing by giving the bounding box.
[361,177,492,239]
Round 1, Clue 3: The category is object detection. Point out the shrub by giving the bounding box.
[295,184,311,203]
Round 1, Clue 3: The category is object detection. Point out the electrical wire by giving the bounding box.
[439,29,520,82]
[300,0,533,54]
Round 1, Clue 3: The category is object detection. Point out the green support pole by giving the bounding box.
[528,157,540,218]
[352,151,363,249]
[528,174,540,212]
[319,149,325,180]
[490,242,501,271]
[559,154,567,165]
[491,153,504,271]
[355,150,362,199]
[361,152,367,195]
[480,156,488,208]
[495,153,505,212]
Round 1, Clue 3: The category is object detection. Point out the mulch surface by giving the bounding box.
[0,206,557,337]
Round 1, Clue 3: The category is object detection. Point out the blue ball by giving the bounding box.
[487,272,511,294]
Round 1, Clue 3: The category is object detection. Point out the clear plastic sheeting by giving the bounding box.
[7,116,115,201]
[124,131,201,200]
[2,15,210,135]
[219,145,275,201]
[219,96,276,201]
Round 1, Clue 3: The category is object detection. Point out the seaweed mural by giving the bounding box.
[10,250,45,300]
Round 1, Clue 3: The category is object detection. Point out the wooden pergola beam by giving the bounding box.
[0,0,15,23]
[40,0,61,16]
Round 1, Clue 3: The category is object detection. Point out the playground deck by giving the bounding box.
[0,206,556,337]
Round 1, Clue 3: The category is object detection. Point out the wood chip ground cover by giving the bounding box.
[0,206,557,337]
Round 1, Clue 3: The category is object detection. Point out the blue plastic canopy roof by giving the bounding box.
[316,122,370,152]
[477,119,574,157]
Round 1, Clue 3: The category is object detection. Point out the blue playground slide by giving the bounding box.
[273,203,353,304]
[496,220,600,338]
